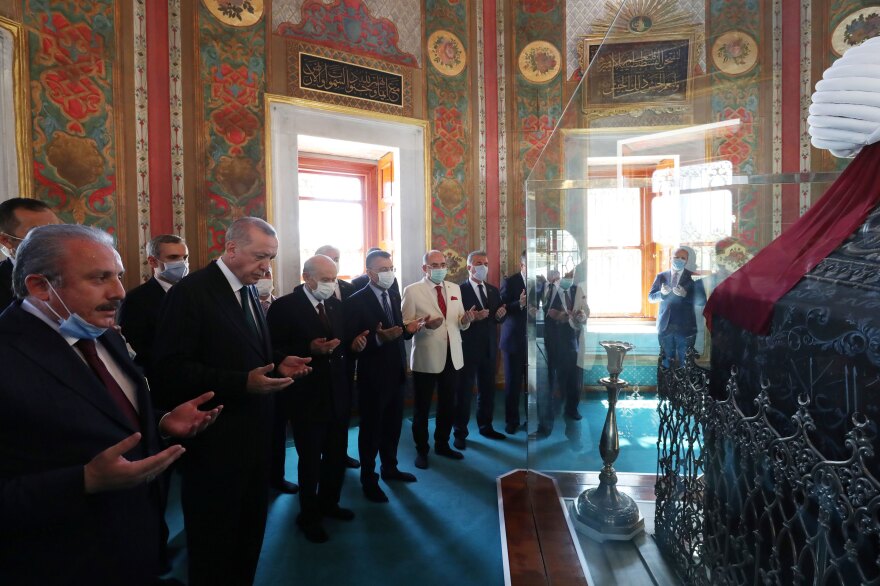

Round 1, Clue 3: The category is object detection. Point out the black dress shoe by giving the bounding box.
[565,410,583,421]
[479,427,507,440]
[504,423,519,435]
[346,456,361,469]
[296,516,329,543]
[320,504,355,521]
[362,483,389,503]
[452,437,467,450]
[414,452,429,469]
[272,480,299,494]
[534,427,551,439]
[434,444,464,460]
[381,468,417,482]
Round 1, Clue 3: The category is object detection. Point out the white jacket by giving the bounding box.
[401,277,470,373]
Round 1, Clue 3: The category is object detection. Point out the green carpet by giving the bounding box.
[164,392,661,584]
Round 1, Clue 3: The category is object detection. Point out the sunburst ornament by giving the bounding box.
[591,0,695,36]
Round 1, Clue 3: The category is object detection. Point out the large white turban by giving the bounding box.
[809,36,880,158]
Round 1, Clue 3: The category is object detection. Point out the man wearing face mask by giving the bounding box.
[0,198,61,311]
[402,250,477,469]
[345,250,421,503]
[0,224,221,585]
[649,247,699,368]
[453,250,507,449]
[267,254,358,543]
[314,244,361,469]
[118,234,189,372]
[541,269,586,435]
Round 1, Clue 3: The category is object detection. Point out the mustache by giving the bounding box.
[96,301,122,311]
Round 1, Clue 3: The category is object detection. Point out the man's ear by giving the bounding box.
[24,274,51,301]
[147,255,160,270]
[0,232,16,250]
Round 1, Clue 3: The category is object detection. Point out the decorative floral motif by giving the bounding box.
[716,35,751,66]
[203,0,264,27]
[518,41,561,84]
[712,31,758,75]
[521,113,555,173]
[844,12,880,48]
[428,30,466,77]
[46,133,104,189]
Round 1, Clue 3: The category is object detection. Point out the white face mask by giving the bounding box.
[255,278,274,297]
[376,271,395,289]
[310,280,336,301]
[472,265,488,282]
[158,260,188,284]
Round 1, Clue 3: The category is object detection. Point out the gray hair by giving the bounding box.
[226,217,276,247]
[467,250,487,265]
[365,249,391,269]
[314,244,339,257]
[147,234,185,258]
[13,224,115,298]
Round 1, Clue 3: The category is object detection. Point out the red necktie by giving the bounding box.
[435,285,447,317]
[75,339,141,430]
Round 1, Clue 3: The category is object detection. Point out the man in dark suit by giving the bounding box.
[648,247,701,368]
[118,234,189,372]
[346,249,420,503]
[315,244,360,468]
[453,250,507,449]
[0,198,61,311]
[267,254,359,543]
[540,270,588,435]
[152,217,312,586]
[0,224,220,586]
[499,251,530,434]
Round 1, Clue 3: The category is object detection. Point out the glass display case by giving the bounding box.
[515,1,854,581]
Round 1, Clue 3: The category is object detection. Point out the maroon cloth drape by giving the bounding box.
[704,141,880,335]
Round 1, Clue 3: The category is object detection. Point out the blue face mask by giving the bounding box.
[429,268,447,284]
[672,258,686,271]
[44,281,108,340]
[560,278,574,291]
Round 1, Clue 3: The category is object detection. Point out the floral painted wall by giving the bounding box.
[198,0,266,258]
[425,0,472,281]
[24,0,121,234]
[511,0,565,256]
[707,0,768,249]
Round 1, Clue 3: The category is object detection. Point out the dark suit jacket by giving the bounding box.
[267,286,351,422]
[338,278,357,300]
[346,284,410,390]
[500,273,528,354]
[543,284,580,353]
[0,258,14,311]
[118,277,166,371]
[459,279,504,361]
[151,261,274,464]
[648,269,700,336]
[0,302,162,585]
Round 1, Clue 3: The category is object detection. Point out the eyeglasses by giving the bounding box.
[1,233,23,242]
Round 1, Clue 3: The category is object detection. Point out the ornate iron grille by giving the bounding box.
[655,355,880,585]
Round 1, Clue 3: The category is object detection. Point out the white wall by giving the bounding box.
[267,100,427,295]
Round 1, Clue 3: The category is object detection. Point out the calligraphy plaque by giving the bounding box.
[287,41,413,117]
[581,33,694,115]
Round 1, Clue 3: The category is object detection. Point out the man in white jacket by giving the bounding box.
[402,250,476,469]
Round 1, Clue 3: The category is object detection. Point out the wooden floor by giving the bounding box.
[498,469,680,586]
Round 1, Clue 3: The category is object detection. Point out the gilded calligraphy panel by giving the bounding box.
[287,40,413,117]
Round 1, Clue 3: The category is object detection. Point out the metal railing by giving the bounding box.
[654,353,880,585]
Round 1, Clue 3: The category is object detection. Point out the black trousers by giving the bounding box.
[541,345,581,433]
[270,393,289,485]
[180,442,269,586]
[290,410,348,522]
[412,351,459,454]
[453,351,497,438]
[357,377,404,486]
[502,350,527,427]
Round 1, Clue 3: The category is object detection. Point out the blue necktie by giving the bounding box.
[381,291,395,325]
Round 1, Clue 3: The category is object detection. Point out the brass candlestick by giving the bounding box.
[572,341,645,541]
